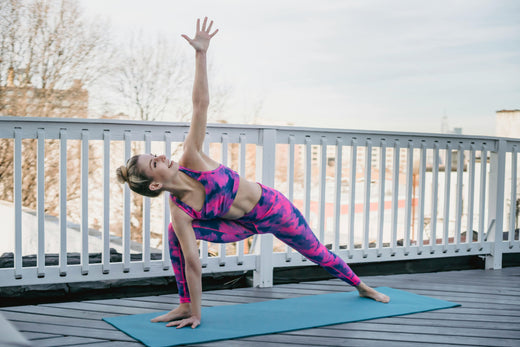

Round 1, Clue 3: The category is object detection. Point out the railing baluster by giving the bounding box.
[467,145,476,248]
[404,140,414,255]
[59,129,68,276]
[417,142,427,254]
[201,137,210,267]
[302,136,312,262]
[237,134,246,265]
[163,132,172,270]
[442,144,452,252]
[319,137,327,242]
[37,129,45,278]
[430,142,440,253]
[348,138,358,258]
[102,130,110,274]
[285,135,295,261]
[362,139,372,257]
[81,129,89,275]
[478,147,488,246]
[454,144,464,251]
[219,134,229,266]
[333,138,343,253]
[221,133,229,165]
[390,140,400,255]
[288,135,295,202]
[376,141,386,256]
[304,136,312,221]
[123,131,131,272]
[239,134,246,177]
[143,132,151,271]
[13,128,22,279]
[509,146,517,248]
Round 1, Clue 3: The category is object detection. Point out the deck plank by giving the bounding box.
[1,311,114,329]
[1,266,518,346]
[11,321,136,342]
[30,336,106,347]
[70,342,143,347]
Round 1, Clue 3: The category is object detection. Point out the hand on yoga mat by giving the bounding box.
[166,315,201,329]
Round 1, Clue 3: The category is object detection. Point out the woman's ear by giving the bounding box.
[149,181,163,192]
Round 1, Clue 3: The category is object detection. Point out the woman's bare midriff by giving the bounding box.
[222,179,262,220]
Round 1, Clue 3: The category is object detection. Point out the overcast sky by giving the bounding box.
[81,0,519,135]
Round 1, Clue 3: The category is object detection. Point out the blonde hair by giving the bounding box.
[116,155,162,198]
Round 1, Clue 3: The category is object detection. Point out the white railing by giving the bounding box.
[0,116,518,288]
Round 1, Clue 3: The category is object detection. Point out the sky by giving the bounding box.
[81,0,520,136]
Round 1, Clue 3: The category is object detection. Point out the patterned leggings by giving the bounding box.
[168,184,361,303]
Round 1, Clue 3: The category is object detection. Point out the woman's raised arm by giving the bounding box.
[182,17,219,154]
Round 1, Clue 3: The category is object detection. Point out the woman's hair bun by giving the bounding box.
[116,165,128,184]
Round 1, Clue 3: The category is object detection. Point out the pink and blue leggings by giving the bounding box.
[168,184,361,303]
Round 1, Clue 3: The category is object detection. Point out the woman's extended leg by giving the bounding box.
[168,219,255,303]
[249,186,389,302]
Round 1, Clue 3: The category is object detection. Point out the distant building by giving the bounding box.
[440,113,463,135]
[496,109,520,138]
[0,67,88,118]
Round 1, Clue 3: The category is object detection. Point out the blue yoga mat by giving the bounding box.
[103,287,460,347]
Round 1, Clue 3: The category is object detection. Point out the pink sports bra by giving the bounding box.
[169,164,240,220]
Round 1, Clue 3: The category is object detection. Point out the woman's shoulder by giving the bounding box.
[179,150,220,172]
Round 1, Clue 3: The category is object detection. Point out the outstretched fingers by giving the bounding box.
[199,16,219,37]
[166,317,200,329]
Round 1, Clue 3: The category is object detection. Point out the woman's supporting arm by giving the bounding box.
[167,210,202,328]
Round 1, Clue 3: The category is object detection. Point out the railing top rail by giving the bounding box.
[0,115,516,143]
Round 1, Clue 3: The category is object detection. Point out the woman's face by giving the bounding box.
[137,154,179,185]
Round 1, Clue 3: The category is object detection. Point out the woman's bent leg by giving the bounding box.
[168,219,255,303]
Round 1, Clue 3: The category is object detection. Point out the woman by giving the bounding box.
[116,17,389,329]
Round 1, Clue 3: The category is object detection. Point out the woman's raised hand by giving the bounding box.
[181,17,219,52]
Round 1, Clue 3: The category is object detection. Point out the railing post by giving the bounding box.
[253,128,276,288]
[486,139,506,269]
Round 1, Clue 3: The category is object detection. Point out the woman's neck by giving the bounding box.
[165,171,200,199]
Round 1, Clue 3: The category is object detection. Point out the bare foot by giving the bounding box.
[151,304,191,323]
[356,282,390,303]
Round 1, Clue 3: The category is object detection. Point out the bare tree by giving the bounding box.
[109,30,232,123]
[0,0,111,228]
[0,0,110,91]
[108,31,190,122]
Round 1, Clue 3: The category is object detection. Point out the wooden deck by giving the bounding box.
[2,266,519,347]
